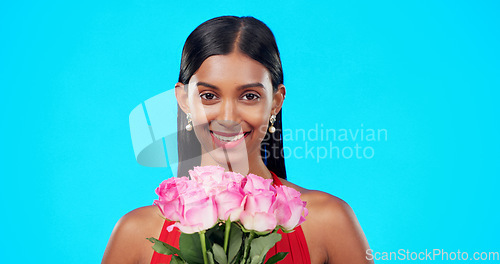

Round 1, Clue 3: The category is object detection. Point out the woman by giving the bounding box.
[102,16,373,264]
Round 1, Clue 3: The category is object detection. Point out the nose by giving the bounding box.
[215,99,241,131]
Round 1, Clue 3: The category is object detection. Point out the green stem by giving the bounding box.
[199,231,208,264]
[241,231,256,263]
[223,220,231,253]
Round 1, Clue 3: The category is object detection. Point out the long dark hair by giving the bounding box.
[176,16,287,179]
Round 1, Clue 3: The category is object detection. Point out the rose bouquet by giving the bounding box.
[147,165,308,264]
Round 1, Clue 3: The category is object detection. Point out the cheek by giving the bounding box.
[247,112,268,129]
[243,108,271,139]
[189,102,213,125]
[191,107,216,126]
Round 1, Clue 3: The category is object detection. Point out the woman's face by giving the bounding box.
[176,51,285,169]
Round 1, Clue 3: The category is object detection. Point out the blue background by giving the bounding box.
[1,0,499,263]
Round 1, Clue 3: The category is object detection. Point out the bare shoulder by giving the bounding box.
[118,205,161,220]
[111,205,164,236]
[279,177,357,227]
[102,205,165,264]
[278,178,373,264]
[278,177,348,207]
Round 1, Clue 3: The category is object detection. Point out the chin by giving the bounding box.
[207,144,250,163]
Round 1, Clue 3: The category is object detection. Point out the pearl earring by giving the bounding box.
[185,113,193,131]
[268,114,277,133]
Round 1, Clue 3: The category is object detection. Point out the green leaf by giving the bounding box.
[248,233,282,264]
[264,252,288,264]
[254,230,272,236]
[228,223,243,264]
[147,237,182,256]
[212,243,228,264]
[207,251,215,264]
[249,255,261,264]
[170,255,185,264]
[179,233,204,264]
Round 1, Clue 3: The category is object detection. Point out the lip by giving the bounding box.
[210,130,251,149]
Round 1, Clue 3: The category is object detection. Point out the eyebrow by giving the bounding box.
[196,81,265,90]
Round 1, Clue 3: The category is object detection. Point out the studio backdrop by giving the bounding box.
[1,0,499,263]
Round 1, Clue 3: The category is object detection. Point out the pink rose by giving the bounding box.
[154,176,193,222]
[189,165,227,196]
[189,165,225,183]
[223,171,246,185]
[274,185,308,231]
[239,191,277,232]
[243,173,275,194]
[214,181,246,221]
[239,174,278,232]
[154,174,218,234]
[168,187,218,234]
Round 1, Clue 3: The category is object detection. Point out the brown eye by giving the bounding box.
[242,93,260,101]
[200,92,218,100]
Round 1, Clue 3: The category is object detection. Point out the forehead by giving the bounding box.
[191,52,272,88]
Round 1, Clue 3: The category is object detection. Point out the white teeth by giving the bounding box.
[213,132,245,142]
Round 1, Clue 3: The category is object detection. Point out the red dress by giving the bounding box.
[151,171,311,264]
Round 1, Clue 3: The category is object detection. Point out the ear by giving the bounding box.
[271,84,286,115]
[175,82,190,114]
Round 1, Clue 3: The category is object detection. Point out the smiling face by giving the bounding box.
[176,51,285,174]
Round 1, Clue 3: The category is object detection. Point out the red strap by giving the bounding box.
[150,220,180,263]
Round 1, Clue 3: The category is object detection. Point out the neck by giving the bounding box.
[199,148,273,180]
